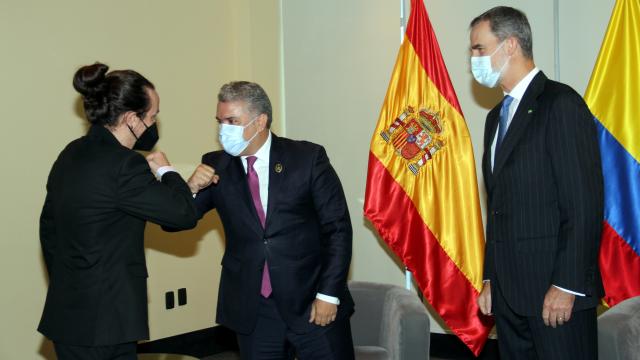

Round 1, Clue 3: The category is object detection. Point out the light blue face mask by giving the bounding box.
[218,117,261,156]
[470,41,509,88]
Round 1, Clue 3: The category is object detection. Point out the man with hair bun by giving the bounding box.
[469,7,603,360]
[38,62,215,360]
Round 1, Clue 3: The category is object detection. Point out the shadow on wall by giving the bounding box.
[362,217,405,273]
[38,337,55,360]
[73,96,92,133]
[145,209,223,257]
[470,80,503,110]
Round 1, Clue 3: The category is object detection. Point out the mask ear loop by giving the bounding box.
[244,116,263,144]
[127,114,151,140]
[491,40,511,80]
[490,40,506,57]
[125,112,144,140]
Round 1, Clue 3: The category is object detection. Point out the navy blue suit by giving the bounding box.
[482,72,603,359]
[194,134,354,358]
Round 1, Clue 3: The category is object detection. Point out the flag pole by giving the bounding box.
[401,0,412,294]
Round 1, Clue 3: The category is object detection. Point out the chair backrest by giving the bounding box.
[598,295,640,360]
[349,281,390,346]
[348,280,430,360]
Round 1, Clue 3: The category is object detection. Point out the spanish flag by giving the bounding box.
[584,0,640,307]
[364,0,492,355]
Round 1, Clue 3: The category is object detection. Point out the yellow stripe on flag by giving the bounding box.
[585,0,640,163]
[370,36,484,291]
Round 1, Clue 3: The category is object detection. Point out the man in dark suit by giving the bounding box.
[188,81,354,359]
[469,7,604,360]
[39,63,213,360]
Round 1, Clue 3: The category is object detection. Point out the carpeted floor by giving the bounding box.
[139,326,499,360]
[200,352,454,360]
[201,352,241,360]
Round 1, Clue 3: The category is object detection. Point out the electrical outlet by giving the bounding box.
[165,291,175,309]
[178,288,187,306]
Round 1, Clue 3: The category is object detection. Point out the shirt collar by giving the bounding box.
[241,131,272,164]
[505,67,540,101]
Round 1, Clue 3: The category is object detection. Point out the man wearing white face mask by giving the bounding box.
[185,81,355,359]
[469,6,603,360]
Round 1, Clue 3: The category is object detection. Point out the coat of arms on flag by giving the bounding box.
[380,106,445,175]
[364,0,491,355]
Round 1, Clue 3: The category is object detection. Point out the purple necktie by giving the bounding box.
[246,156,271,298]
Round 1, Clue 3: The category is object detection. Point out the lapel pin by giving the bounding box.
[274,163,283,173]
[528,109,533,114]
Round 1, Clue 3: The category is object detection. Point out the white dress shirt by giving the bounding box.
[488,68,584,297]
[156,166,176,178]
[241,132,340,305]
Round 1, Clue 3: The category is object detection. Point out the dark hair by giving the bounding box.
[73,62,155,126]
[218,81,273,128]
[470,6,533,60]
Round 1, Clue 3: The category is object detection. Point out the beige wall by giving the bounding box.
[0,0,616,358]
[0,0,281,358]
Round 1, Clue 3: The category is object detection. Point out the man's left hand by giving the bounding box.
[542,286,575,328]
[309,299,337,327]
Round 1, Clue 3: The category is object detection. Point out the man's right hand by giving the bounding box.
[478,281,492,316]
[146,152,171,175]
[188,164,218,194]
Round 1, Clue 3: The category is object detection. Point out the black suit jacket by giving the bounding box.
[482,72,604,316]
[38,125,198,346]
[194,134,354,334]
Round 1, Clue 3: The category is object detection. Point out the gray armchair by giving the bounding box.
[349,281,430,360]
[598,295,640,360]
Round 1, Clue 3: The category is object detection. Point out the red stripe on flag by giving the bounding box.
[365,152,493,356]
[600,221,640,306]
[405,0,463,116]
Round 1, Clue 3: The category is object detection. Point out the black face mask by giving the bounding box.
[128,120,159,151]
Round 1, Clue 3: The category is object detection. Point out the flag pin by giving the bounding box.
[275,163,283,173]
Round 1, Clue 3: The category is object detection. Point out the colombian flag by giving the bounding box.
[584,0,640,307]
[364,0,492,355]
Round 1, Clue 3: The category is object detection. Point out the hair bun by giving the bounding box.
[73,62,109,98]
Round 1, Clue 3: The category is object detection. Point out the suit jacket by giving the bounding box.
[194,134,354,334]
[38,125,198,346]
[482,72,604,316]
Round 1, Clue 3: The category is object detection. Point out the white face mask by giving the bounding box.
[470,41,509,88]
[218,117,261,156]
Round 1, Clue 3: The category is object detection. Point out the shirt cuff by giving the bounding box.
[156,166,176,178]
[553,285,585,297]
[316,293,340,305]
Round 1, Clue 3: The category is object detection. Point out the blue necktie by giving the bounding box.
[496,95,514,154]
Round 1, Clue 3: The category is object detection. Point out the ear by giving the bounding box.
[256,113,268,131]
[506,36,519,56]
[122,111,139,128]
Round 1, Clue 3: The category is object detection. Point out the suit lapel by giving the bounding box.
[483,109,499,189]
[265,134,286,229]
[492,72,547,177]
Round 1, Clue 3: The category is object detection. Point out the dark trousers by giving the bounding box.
[237,297,355,360]
[492,280,597,360]
[53,342,137,360]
